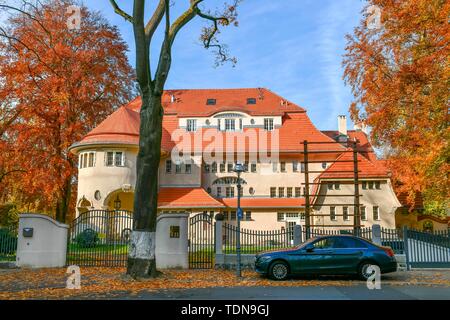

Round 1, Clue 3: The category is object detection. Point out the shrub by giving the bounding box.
[74,228,99,248]
[0,203,19,228]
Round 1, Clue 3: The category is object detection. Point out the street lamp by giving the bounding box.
[233,162,245,277]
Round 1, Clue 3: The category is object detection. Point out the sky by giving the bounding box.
[35,0,370,131]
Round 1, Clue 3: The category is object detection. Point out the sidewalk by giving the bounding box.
[0,267,449,300]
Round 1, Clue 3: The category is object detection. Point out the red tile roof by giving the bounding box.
[317,149,389,179]
[158,187,224,208]
[220,197,305,208]
[75,106,140,147]
[417,214,449,225]
[73,88,342,153]
[321,130,377,162]
[127,88,305,116]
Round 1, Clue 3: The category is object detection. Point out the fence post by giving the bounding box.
[215,216,223,255]
[403,225,411,271]
[372,224,381,246]
[294,225,302,245]
[213,213,224,269]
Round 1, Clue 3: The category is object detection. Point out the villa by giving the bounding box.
[69,88,401,230]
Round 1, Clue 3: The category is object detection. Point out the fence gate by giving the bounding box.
[406,229,450,268]
[67,210,134,267]
[0,225,17,262]
[188,213,215,269]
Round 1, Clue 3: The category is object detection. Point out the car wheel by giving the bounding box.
[358,262,379,281]
[269,261,289,281]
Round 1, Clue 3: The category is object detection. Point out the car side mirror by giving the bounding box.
[305,244,314,252]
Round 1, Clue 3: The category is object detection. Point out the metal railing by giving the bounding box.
[0,225,18,261]
[66,210,134,267]
[222,223,295,254]
[304,227,372,241]
[381,227,404,254]
[406,228,450,268]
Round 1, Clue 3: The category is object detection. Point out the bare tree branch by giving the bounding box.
[194,0,239,65]
[0,1,52,39]
[168,0,203,46]
[144,0,165,40]
[153,0,172,94]
[109,0,134,23]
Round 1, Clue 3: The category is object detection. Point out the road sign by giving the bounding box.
[237,208,243,219]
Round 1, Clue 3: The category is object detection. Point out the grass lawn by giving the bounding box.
[67,244,129,265]
[68,243,129,253]
[0,254,15,261]
[223,245,294,254]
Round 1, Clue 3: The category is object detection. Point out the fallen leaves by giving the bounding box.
[0,268,449,300]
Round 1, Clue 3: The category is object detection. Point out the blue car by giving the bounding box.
[255,235,397,280]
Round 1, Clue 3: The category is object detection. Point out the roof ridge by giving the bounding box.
[163,87,269,91]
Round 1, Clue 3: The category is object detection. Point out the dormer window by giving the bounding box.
[264,118,274,131]
[224,118,236,131]
[247,98,256,104]
[206,98,216,105]
[186,119,197,132]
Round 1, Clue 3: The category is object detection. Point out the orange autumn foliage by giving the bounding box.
[0,0,135,221]
[343,0,449,208]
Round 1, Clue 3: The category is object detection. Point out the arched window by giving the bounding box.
[212,177,247,185]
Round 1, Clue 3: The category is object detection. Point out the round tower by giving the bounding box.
[69,104,140,215]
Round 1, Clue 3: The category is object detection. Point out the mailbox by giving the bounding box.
[23,227,34,238]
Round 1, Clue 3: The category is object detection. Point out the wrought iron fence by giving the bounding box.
[188,212,215,269]
[66,210,134,267]
[304,227,372,241]
[380,227,404,254]
[222,223,294,254]
[406,228,450,268]
[0,225,18,261]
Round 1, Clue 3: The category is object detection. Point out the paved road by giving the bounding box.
[120,285,450,300]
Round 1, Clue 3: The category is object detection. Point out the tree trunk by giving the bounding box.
[55,176,72,223]
[127,91,163,278]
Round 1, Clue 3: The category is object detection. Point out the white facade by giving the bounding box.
[70,89,402,231]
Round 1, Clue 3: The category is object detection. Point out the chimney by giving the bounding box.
[170,94,176,103]
[338,115,347,136]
